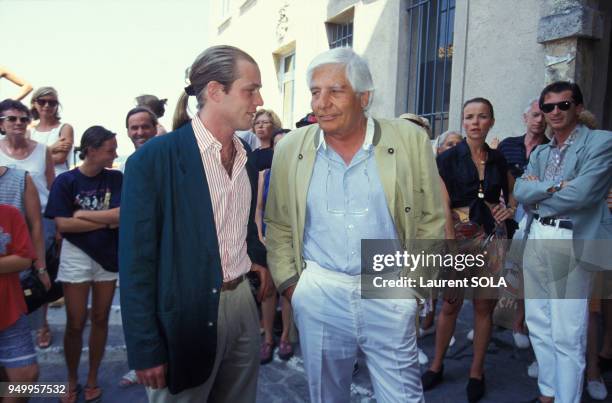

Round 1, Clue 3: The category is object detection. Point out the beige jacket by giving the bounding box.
[264,118,445,297]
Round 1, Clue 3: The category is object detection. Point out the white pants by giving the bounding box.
[524,220,592,403]
[292,260,423,403]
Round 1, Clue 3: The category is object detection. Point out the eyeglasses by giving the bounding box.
[540,100,573,113]
[35,99,59,107]
[254,120,272,126]
[0,116,31,123]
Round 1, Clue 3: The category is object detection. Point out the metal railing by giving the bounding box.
[406,0,455,138]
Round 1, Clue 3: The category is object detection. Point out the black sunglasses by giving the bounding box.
[35,99,59,107]
[0,116,31,123]
[540,100,573,113]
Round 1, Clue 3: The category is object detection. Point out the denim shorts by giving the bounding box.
[0,315,37,368]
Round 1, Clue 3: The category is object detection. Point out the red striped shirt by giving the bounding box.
[192,117,252,281]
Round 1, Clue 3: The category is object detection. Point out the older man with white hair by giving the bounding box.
[265,48,445,402]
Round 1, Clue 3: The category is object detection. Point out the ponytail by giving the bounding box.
[172,92,190,130]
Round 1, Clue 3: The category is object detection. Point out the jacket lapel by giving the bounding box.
[562,125,588,179]
[295,128,317,248]
[176,126,221,259]
[372,119,396,217]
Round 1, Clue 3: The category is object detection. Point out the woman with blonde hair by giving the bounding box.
[29,87,74,176]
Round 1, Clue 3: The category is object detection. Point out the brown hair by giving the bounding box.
[172,45,257,130]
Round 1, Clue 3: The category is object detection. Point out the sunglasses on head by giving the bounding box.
[0,116,31,123]
[540,100,573,113]
[35,99,59,107]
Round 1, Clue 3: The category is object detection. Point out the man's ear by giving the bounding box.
[359,91,371,109]
[205,81,225,103]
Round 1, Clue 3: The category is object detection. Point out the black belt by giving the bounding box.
[533,214,573,230]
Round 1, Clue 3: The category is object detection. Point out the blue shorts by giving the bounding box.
[0,315,37,368]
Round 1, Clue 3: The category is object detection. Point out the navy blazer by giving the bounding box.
[119,122,266,394]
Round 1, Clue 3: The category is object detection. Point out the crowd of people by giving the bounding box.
[0,45,611,403]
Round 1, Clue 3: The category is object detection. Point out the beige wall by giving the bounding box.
[210,0,404,128]
[449,0,547,141]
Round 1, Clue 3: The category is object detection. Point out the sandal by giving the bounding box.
[60,384,81,403]
[84,385,102,403]
[119,369,138,387]
[36,325,52,349]
[260,341,275,365]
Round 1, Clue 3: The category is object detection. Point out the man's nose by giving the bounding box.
[315,91,331,109]
[255,91,264,107]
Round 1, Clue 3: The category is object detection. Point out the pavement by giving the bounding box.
[30,289,612,402]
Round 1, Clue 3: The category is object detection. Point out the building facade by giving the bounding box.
[211,0,612,139]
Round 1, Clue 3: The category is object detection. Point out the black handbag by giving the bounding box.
[21,268,48,313]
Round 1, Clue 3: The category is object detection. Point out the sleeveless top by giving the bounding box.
[30,123,71,176]
[0,167,26,214]
[0,142,49,212]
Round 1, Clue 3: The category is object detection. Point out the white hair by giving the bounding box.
[436,130,462,150]
[523,98,540,115]
[306,47,374,110]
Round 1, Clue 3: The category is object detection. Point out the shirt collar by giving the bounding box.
[315,117,374,151]
[191,116,246,155]
[548,124,580,148]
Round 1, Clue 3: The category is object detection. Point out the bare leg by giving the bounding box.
[86,280,116,387]
[3,364,39,403]
[63,282,91,389]
[601,299,612,358]
[280,295,293,343]
[587,311,601,380]
[470,299,497,379]
[429,298,463,372]
[261,288,278,345]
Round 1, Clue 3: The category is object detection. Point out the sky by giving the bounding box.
[0,0,210,157]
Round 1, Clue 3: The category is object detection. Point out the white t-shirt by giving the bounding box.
[0,142,49,211]
[30,123,72,176]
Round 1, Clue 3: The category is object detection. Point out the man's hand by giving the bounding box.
[283,284,296,304]
[250,263,273,302]
[490,204,514,223]
[136,364,167,389]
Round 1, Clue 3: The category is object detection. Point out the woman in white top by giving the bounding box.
[29,87,74,176]
[0,99,55,349]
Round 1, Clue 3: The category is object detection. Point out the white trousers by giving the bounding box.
[524,220,592,403]
[292,260,424,403]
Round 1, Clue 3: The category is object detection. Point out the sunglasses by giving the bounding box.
[0,116,31,123]
[35,99,59,107]
[540,100,573,113]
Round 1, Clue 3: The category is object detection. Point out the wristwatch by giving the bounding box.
[553,181,563,192]
[36,267,48,274]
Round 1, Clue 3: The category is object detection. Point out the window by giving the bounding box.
[280,52,295,128]
[406,0,455,138]
[220,0,231,19]
[327,22,353,48]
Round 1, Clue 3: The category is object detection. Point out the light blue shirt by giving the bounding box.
[303,118,398,275]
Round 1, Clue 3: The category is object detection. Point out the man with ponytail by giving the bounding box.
[119,45,271,402]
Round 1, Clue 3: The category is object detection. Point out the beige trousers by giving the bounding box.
[146,279,260,403]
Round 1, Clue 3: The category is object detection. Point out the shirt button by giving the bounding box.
[405,207,411,213]
[211,288,218,294]
[388,148,394,154]
[298,154,303,159]
[348,224,354,230]
[208,322,214,327]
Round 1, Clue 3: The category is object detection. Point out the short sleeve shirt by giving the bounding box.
[0,204,36,330]
[45,168,122,272]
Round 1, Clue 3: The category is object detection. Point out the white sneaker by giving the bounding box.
[417,348,429,365]
[587,378,608,400]
[527,361,538,378]
[467,329,474,341]
[512,331,531,349]
[449,335,456,347]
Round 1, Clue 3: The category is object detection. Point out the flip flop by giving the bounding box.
[84,385,102,403]
[119,370,138,387]
[36,325,52,349]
